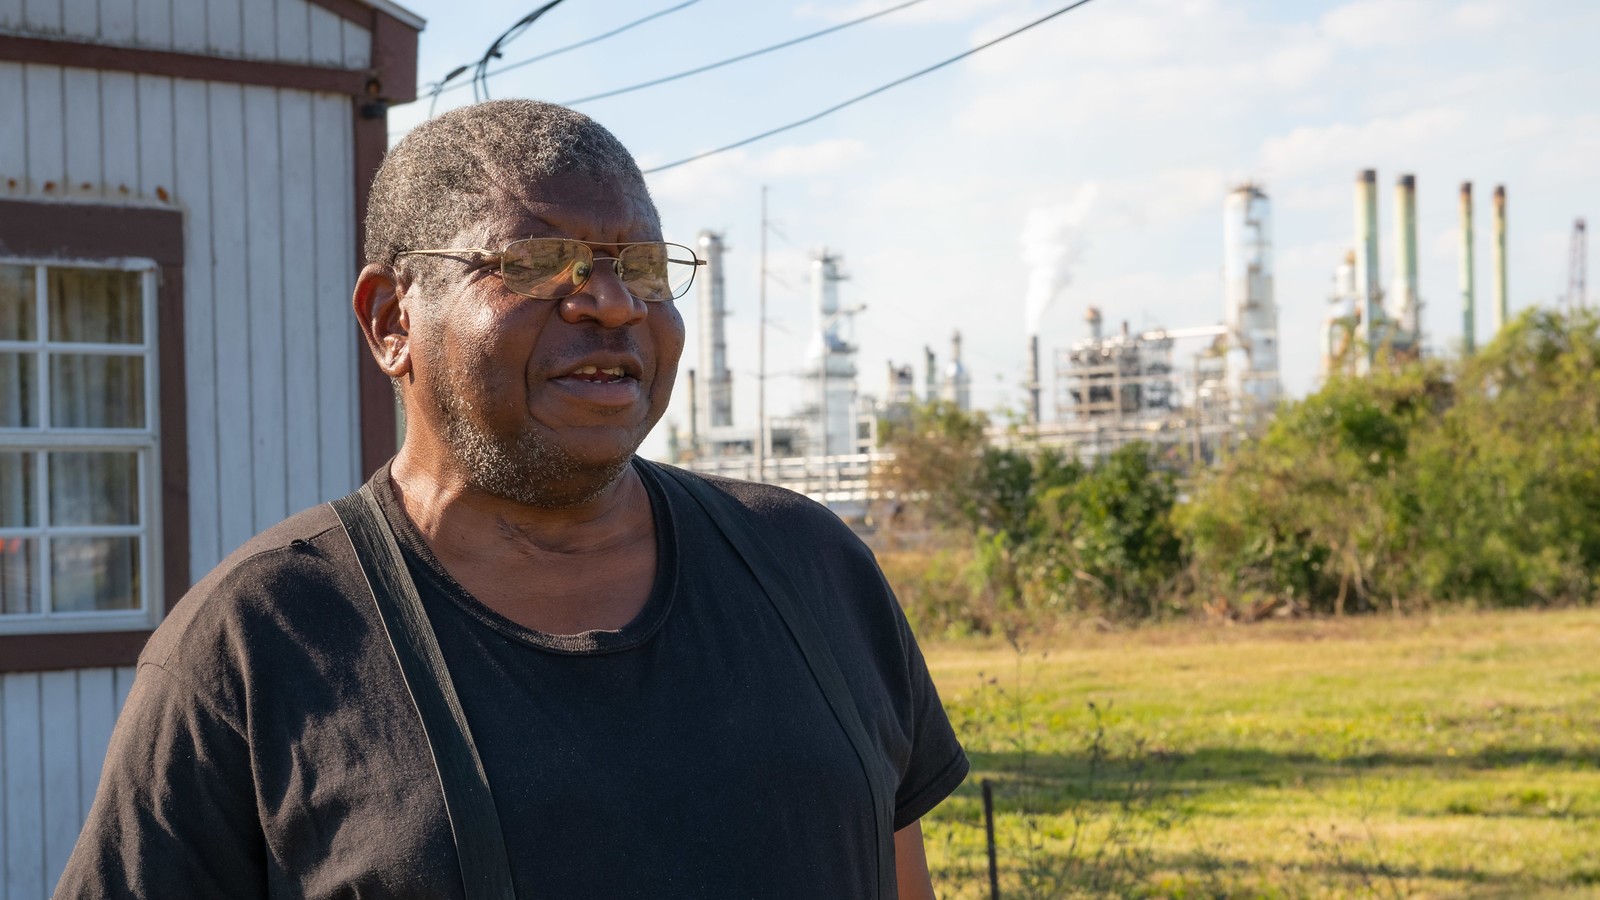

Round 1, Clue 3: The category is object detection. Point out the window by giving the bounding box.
[0,260,161,635]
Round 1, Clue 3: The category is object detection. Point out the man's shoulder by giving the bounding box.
[140,501,365,676]
[646,460,861,547]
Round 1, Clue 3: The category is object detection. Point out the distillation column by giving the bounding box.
[807,249,857,456]
[696,231,733,437]
[1222,183,1279,408]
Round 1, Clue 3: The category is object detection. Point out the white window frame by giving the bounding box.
[0,255,163,636]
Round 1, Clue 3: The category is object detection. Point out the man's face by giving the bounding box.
[404,170,685,507]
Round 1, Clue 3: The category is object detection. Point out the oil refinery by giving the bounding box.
[669,169,1574,515]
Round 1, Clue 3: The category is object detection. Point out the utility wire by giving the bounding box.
[642,0,1099,174]
[564,0,934,106]
[422,0,705,104]
[472,0,573,101]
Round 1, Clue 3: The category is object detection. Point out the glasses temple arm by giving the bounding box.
[396,247,498,258]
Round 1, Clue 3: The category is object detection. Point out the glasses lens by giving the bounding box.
[500,239,591,299]
[618,243,698,301]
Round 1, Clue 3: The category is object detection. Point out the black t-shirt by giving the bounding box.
[56,460,967,899]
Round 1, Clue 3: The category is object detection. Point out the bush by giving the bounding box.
[875,309,1600,626]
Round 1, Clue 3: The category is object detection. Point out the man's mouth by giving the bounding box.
[565,365,632,384]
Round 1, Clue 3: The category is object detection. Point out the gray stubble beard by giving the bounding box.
[428,364,633,510]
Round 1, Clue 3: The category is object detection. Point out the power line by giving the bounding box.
[421,0,705,104]
[472,0,572,101]
[641,0,1099,174]
[563,0,934,107]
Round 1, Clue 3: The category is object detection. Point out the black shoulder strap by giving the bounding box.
[331,484,516,900]
[652,463,897,900]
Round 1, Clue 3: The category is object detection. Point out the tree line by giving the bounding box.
[873,308,1600,634]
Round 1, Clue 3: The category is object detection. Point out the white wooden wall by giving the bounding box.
[0,65,365,581]
[1,2,378,894]
[0,0,371,69]
[0,668,135,899]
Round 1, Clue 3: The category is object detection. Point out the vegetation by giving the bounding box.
[920,607,1600,898]
[874,308,1600,632]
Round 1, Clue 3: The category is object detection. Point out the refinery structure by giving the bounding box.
[670,169,1563,515]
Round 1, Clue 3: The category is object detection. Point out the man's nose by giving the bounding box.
[558,260,647,328]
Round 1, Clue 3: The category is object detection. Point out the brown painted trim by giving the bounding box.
[0,631,154,673]
[352,10,419,477]
[0,33,370,96]
[0,198,188,674]
[352,106,395,477]
[370,10,419,105]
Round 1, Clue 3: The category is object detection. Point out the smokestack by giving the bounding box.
[686,368,699,453]
[1390,174,1419,340]
[1355,169,1380,366]
[1026,334,1041,426]
[1086,305,1103,341]
[1460,182,1476,355]
[1493,185,1508,333]
[697,231,732,430]
[924,345,937,403]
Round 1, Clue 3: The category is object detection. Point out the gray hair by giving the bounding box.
[363,99,657,275]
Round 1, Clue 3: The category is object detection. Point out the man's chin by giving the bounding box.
[441,417,641,510]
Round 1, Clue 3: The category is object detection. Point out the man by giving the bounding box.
[57,100,966,899]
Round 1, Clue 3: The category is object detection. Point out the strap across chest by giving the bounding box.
[332,470,898,900]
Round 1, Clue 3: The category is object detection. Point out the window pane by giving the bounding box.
[48,268,143,344]
[1,537,40,614]
[0,452,36,527]
[0,265,36,342]
[50,354,145,428]
[0,352,38,427]
[51,536,139,612]
[50,451,138,526]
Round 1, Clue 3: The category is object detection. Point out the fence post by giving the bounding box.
[982,779,1000,900]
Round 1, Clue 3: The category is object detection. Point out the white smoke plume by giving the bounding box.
[1021,183,1098,336]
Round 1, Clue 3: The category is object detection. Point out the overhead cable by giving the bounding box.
[421,0,705,105]
[641,0,1099,174]
[472,0,573,101]
[563,0,934,107]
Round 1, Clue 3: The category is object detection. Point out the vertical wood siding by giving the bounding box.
[0,0,371,66]
[2,61,367,578]
[1,667,135,900]
[0,34,371,893]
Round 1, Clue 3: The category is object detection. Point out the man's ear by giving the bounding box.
[353,263,412,379]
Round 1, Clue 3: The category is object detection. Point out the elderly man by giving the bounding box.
[57,100,966,899]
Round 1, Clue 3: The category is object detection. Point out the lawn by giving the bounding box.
[917,608,1600,899]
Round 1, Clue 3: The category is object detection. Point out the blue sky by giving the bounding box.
[386,0,1600,459]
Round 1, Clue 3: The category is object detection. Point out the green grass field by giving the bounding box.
[918,608,1600,899]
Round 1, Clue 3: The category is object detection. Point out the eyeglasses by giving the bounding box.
[396,238,704,302]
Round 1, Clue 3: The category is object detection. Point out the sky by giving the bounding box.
[384,0,1600,460]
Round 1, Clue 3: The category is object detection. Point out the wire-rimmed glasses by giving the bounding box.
[397,238,705,302]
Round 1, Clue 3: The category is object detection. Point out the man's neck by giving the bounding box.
[389,447,646,554]
[386,449,659,633]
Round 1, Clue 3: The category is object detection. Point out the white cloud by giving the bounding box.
[1256,106,1468,179]
[953,0,1335,134]
[1279,238,1352,278]
[645,138,869,204]
[794,0,1009,25]
[1448,0,1514,31]
[1320,0,1437,48]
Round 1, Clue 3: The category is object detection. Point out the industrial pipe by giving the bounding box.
[1391,174,1418,340]
[1493,185,1508,333]
[1355,169,1380,366]
[1460,182,1475,355]
[1026,334,1041,426]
